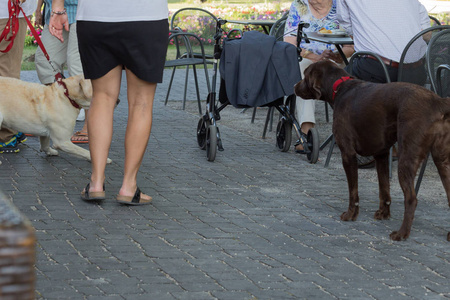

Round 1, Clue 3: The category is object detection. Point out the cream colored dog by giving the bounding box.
[0,75,111,163]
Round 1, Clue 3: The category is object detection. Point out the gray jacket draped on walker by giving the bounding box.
[219,30,301,108]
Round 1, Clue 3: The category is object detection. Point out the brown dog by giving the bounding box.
[295,60,450,241]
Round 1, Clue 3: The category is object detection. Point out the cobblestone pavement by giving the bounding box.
[0,70,449,299]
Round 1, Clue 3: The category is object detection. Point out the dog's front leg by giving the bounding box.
[340,153,360,221]
[374,153,391,220]
[40,136,59,156]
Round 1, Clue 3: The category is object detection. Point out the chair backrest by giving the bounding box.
[170,8,219,57]
[398,25,450,88]
[348,51,392,83]
[435,64,450,97]
[427,30,450,96]
[269,14,288,41]
[429,15,442,27]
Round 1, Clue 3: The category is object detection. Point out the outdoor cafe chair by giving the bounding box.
[409,28,450,194]
[165,31,211,115]
[164,8,219,113]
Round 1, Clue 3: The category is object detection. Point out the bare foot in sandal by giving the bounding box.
[116,187,152,206]
[71,130,89,144]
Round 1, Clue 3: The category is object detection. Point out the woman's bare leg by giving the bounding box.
[85,66,122,193]
[117,69,156,201]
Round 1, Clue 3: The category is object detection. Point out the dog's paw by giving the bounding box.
[106,158,112,164]
[390,230,409,241]
[340,207,359,221]
[374,209,390,220]
[42,148,59,156]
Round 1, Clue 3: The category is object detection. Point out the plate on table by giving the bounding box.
[318,30,347,37]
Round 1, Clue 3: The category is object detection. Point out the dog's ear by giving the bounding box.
[311,73,322,99]
[79,79,93,99]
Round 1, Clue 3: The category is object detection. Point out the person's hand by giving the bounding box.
[35,9,43,27]
[49,13,69,42]
[328,51,344,64]
[320,50,343,64]
[13,0,27,4]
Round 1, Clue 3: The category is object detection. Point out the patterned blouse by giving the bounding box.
[284,0,340,54]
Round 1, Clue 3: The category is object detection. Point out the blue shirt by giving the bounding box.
[43,0,78,25]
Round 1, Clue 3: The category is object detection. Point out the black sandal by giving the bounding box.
[81,183,105,201]
[116,187,152,206]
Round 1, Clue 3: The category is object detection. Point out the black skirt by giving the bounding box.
[77,19,169,83]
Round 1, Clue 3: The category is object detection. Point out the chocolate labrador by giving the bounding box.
[295,60,450,241]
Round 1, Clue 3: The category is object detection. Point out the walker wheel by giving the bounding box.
[206,125,217,162]
[306,128,319,164]
[197,117,207,150]
[276,118,292,152]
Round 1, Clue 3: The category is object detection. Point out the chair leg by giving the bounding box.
[325,102,330,122]
[164,67,177,106]
[251,107,257,123]
[415,152,429,195]
[324,135,335,168]
[182,65,190,110]
[268,108,275,132]
[262,107,273,139]
[389,146,393,179]
[191,65,202,115]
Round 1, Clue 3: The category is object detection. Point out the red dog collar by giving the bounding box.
[332,76,353,100]
[55,73,81,109]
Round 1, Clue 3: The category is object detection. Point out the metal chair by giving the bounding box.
[165,31,211,115]
[429,15,442,27]
[164,8,218,114]
[411,28,450,194]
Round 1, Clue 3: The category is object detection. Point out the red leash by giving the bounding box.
[0,1,81,109]
[0,0,20,53]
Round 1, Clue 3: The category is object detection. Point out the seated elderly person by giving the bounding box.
[336,0,430,84]
[284,0,354,153]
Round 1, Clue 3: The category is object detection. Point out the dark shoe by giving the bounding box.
[81,183,106,201]
[116,187,152,206]
[0,137,19,153]
[15,132,27,143]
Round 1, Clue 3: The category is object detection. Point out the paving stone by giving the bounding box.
[0,70,449,299]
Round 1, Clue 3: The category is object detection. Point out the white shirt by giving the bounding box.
[76,0,168,22]
[336,0,430,62]
[0,0,38,18]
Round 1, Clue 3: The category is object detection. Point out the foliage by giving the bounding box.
[168,3,290,48]
[24,27,42,47]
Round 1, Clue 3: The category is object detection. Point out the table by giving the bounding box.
[305,31,354,65]
[226,19,277,35]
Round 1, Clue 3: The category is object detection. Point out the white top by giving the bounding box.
[76,0,168,22]
[336,0,430,62]
[0,0,37,18]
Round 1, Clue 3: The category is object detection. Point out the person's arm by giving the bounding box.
[35,0,44,27]
[49,0,69,42]
[336,0,352,35]
[283,36,317,60]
